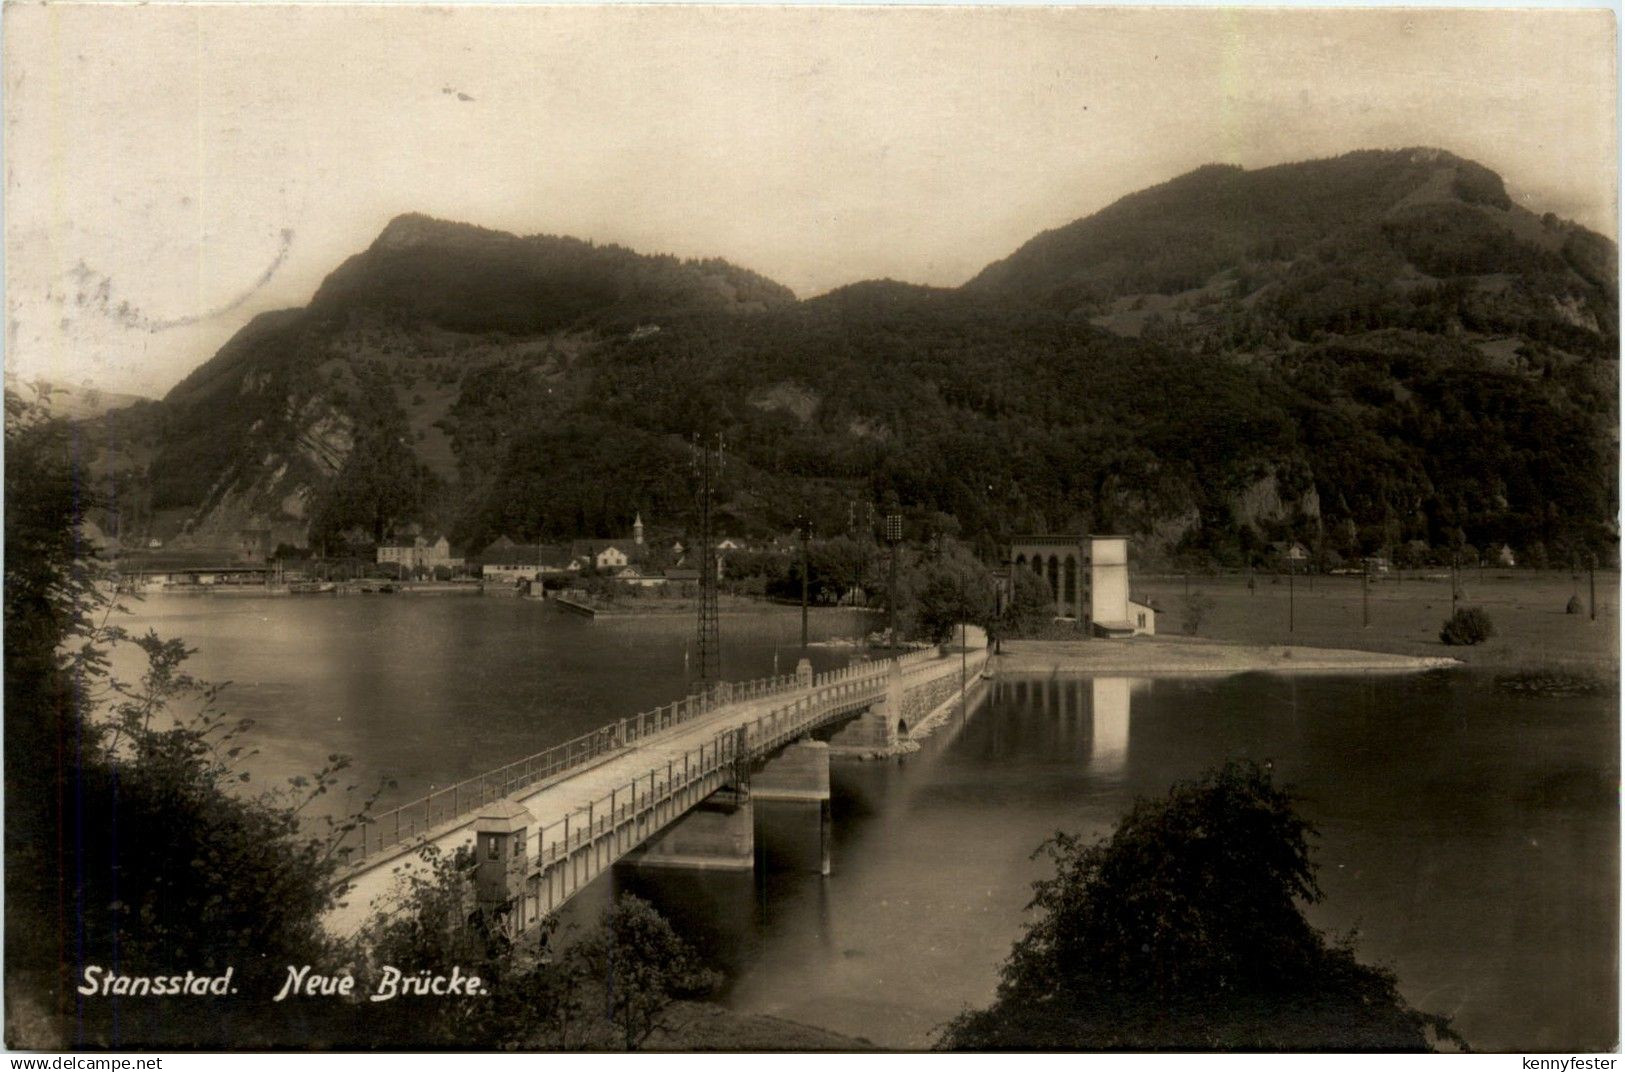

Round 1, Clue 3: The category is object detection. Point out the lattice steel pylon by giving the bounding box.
[693,435,722,689]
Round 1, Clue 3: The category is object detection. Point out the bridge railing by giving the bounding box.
[530,661,900,865]
[526,649,985,909]
[339,659,865,863]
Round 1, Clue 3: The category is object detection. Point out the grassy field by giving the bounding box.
[1136,569,1620,674]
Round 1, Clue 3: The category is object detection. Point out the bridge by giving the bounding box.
[328,637,990,937]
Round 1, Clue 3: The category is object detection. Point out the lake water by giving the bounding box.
[117,595,1618,1052]
[114,594,876,820]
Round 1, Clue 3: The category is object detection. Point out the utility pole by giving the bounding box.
[1288,555,1295,634]
[884,510,904,647]
[949,613,962,714]
[1362,568,1370,628]
[693,435,722,688]
[1451,549,1459,619]
[959,568,969,713]
[1589,552,1597,621]
[798,511,811,650]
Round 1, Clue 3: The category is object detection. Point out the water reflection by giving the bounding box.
[984,676,1145,774]
[1090,677,1132,773]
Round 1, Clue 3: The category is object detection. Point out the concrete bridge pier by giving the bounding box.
[624,786,754,871]
[752,739,831,875]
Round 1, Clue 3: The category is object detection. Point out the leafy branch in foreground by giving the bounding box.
[4,382,392,1048]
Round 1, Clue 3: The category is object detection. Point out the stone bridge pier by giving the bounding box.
[828,661,907,752]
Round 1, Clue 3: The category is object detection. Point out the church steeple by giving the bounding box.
[633,513,644,546]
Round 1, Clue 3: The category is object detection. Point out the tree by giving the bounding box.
[1000,567,1054,638]
[903,541,995,644]
[5,384,110,1039]
[1179,590,1217,635]
[808,534,873,604]
[3,385,378,1048]
[311,431,438,546]
[353,843,568,1048]
[1439,607,1496,646]
[561,894,720,1050]
[939,762,1460,1051]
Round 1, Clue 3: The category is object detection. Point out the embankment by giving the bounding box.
[999,636,1457,676]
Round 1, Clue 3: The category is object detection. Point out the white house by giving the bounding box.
[1128,598,1157,636]
[479,542,571,584]
[378,534,463,573]
[613,565,666,588]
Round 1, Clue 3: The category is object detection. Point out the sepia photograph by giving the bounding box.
[2,1,1619,1056]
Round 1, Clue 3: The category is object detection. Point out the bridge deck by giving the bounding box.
[327,646,982,934]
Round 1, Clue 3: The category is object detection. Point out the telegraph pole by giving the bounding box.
[1589,552,1597,621]
[884,510,903,647]
[1288,554,1295,633]
[958,567,969,713]
[693,435,722,688]
[798,511,811,650]
[1362,567,1370,628]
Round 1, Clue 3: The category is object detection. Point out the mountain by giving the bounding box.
[70,150,1618,567]
[308,213,796,334]
[967,148,1615,344]
[75,219,797,549]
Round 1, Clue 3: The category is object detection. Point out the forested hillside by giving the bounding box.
[71,149,1619,567]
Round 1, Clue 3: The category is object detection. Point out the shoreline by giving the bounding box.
[997,636,1459,676]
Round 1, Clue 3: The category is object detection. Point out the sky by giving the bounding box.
[3,4,1618,397]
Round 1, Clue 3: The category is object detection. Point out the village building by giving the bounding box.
[570,541,633,571]
[478,543,575,584]
[114,548,275,589]
[662,567,701,587]
[613,565,666,588]
[1008,534,1156,637]
[377,534,464,573]
[1269,540,1310,565]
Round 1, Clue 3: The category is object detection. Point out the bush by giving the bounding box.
[1439,607,1496,645]
[937,761,1459,1050]
[1566,595,1584,615]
